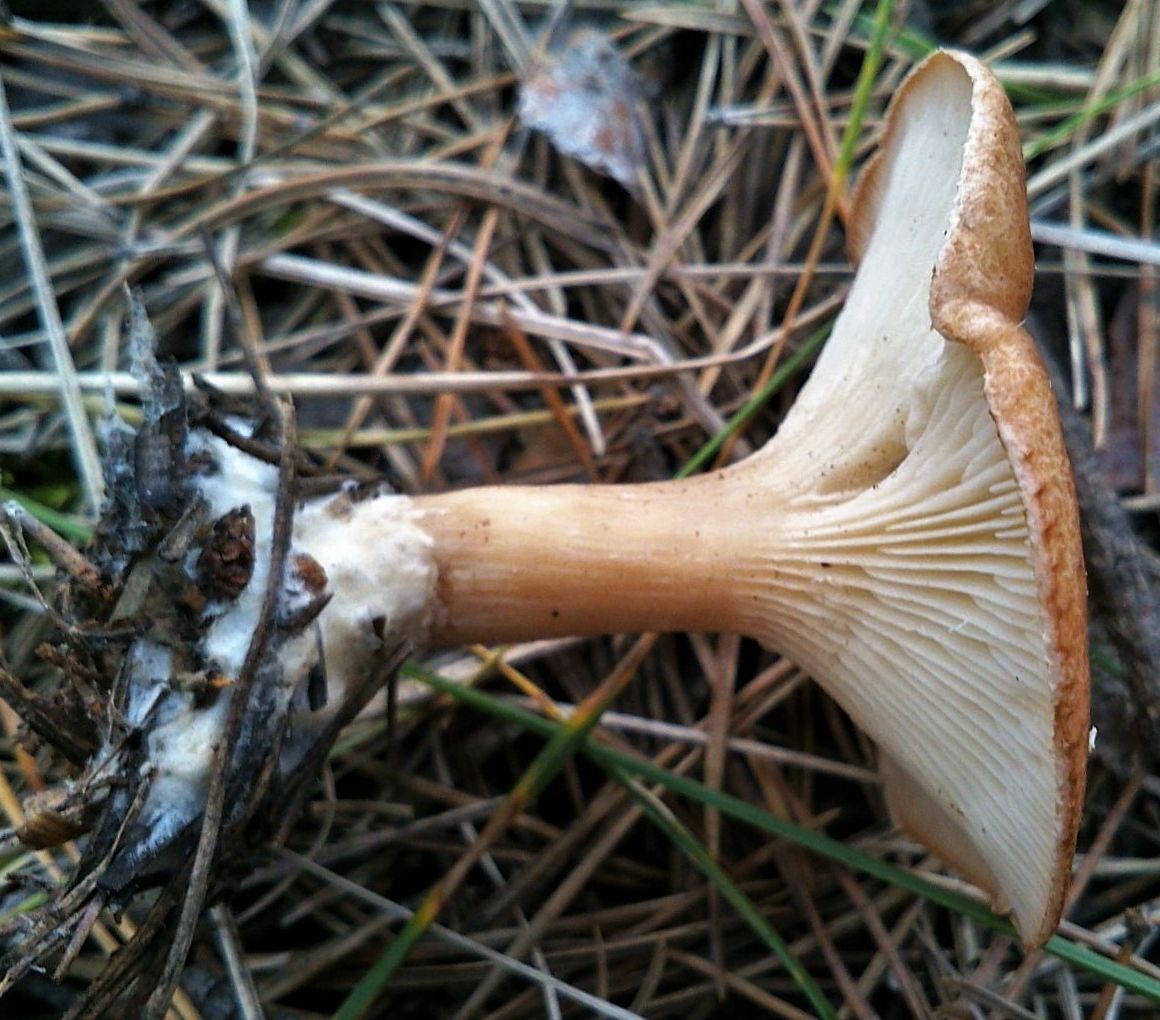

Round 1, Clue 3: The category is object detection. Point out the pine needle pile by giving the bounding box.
[2,2,1160,1017]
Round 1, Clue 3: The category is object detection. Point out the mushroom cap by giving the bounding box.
[731,50,1088,947]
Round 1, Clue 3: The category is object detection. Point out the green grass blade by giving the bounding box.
[333,647,650,1018]
[838,1,932,61]
[0,486,93,545]
[1023,70,1160,160]
[677,324,830,479]
[835,0,895,180]
[612,767,838,1018]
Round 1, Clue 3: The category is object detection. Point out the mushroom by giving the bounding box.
[283,51,1087,947]
[0,47,1089,1009]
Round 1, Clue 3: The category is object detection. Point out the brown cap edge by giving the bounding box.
[926,50,1091,950]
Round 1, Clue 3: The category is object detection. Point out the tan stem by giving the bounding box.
[413,473,751,646]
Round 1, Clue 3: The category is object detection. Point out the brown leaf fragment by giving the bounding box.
[17,784,95,849]
[518,28,647,191]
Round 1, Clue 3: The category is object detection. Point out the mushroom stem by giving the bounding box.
[416,475,752,646]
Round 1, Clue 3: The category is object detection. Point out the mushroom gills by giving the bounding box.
[730,342,1056,942]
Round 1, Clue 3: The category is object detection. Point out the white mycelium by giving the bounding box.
[133,431,437,843]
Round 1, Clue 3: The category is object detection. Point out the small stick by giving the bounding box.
[3,502,102,591]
